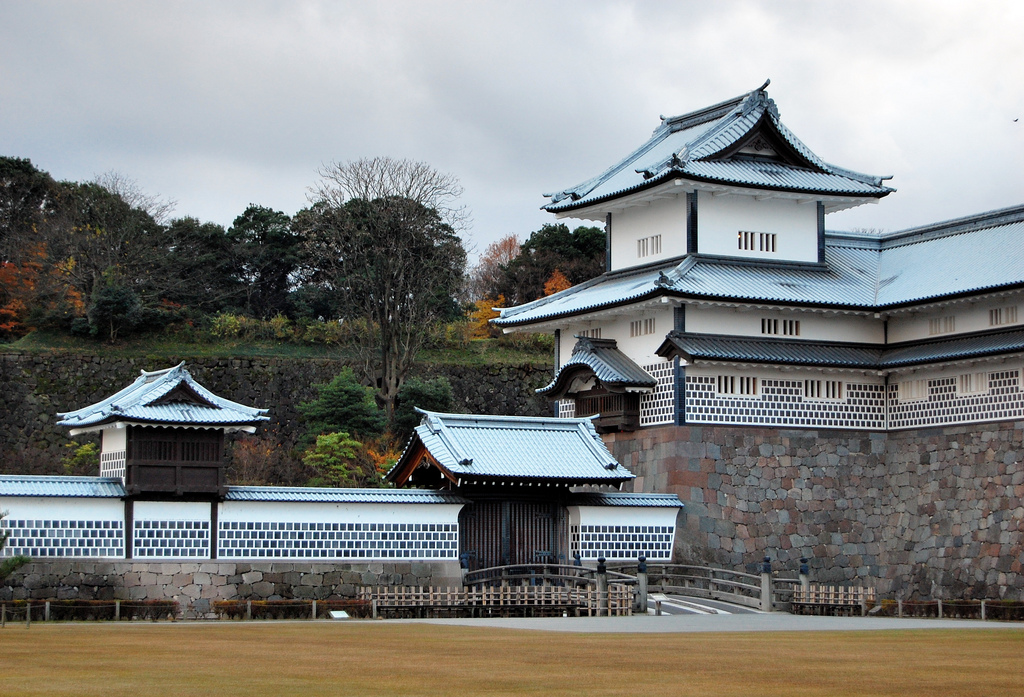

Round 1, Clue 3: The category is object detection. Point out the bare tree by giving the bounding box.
[313,157,470,231]
[93,171,176,225]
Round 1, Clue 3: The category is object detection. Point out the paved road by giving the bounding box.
[378,613,1024,634]
[648,594,760,615]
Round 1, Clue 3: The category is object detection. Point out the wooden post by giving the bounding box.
[26,602,31,627]
[596,557,609,617]
[115,600,120,621]
[760,557,772,612]
[937,599,942,619]
[45,601,50,622]
[981,599,986,621]
[635,556,648,615]
[1,603,5,627]
[246,600,252,621]
[311,600,317,620]
[897,599,903,618]
[372,599,378,619]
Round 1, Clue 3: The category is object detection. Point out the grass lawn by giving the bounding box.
[2,622,1022,696]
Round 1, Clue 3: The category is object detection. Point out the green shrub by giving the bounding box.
[393,376,454,440]
[298,368,385,444]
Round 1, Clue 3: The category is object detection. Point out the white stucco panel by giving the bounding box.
[698,192,818,262]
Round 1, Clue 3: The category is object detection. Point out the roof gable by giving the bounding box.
[544,81,893,213]
[538,337,656,399]
[56,362,268,432]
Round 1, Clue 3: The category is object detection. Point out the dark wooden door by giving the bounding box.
[459,500,566,570]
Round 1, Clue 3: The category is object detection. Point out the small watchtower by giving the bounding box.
[57,362,268,498]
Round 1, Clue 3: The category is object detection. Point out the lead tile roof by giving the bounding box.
[56,362,269,430]
[223,486,467,505]
[390,410,634,484]
[544,82,892,213]
[566,492,683,508]
[657,328,1024,370]
[0,475,126,498]
[538,337,656,397]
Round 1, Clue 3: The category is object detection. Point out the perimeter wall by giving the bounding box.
[0,560,461,618]
[605,420,1024,600]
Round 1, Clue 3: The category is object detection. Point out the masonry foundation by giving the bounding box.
[605,420,1024,600]
[0,561,463,618]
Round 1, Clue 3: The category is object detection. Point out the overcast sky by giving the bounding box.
[2,1,1022,259]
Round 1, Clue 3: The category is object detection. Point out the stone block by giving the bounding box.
[251,581,274,598]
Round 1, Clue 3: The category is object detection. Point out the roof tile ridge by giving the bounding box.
[497,262,651,320]
[659,82,768,131]
[543,127,675,205]
[880,203,1024,246]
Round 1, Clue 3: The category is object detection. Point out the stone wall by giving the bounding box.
[0,352,550,475]
[605,420,1024,600]
[0,560,463,618]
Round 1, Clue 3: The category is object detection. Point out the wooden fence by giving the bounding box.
[791,584,876,615]
[358,584,634,618]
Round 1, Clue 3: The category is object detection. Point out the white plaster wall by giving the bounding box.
[698,192,818,262]
[558,306,674,369]
[0,496,124,524]
[101,427,126,453]
[218,501,463,525]
[568,506,678,530]
[134,501,211,522]
[685,364,885,386]
[888,294,1024,343]
[685,305,883,343]
[609,200,688,271]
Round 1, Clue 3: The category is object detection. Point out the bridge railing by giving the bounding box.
[608,562,799,611]
[463,562,636,589]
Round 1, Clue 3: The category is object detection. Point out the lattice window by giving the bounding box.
[578,328,601,339]
[762,319,800,336]
[898,379,928,402]
[636,235,662,258]
[134,520,210,558]
[958,372,989,396]
[556,399,576,419]
[0,519,124,558]
[218,521,458,560]
[990,306,1019,327]
[929,316,955,335]
[630,318,656,337]
[888,369,1023,430]
[570,524,674,561]
[640,361,675,426]
[805,380,842,400]
[100,449,126,479]
[686,375,886,430]
[738,231,776,252]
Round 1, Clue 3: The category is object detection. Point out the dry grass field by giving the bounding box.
[1,622,1022,696]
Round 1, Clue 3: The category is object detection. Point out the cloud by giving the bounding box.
[1,0,1021,254]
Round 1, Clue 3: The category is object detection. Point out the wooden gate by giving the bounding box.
[459,500,566,570]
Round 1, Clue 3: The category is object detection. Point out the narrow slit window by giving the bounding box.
[637,234,662,258]
[738,231,777,252]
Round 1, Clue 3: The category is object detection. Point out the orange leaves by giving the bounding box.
[469,294,504,339]
[543,268,571,296]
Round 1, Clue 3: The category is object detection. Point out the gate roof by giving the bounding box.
[388,410,635,487]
